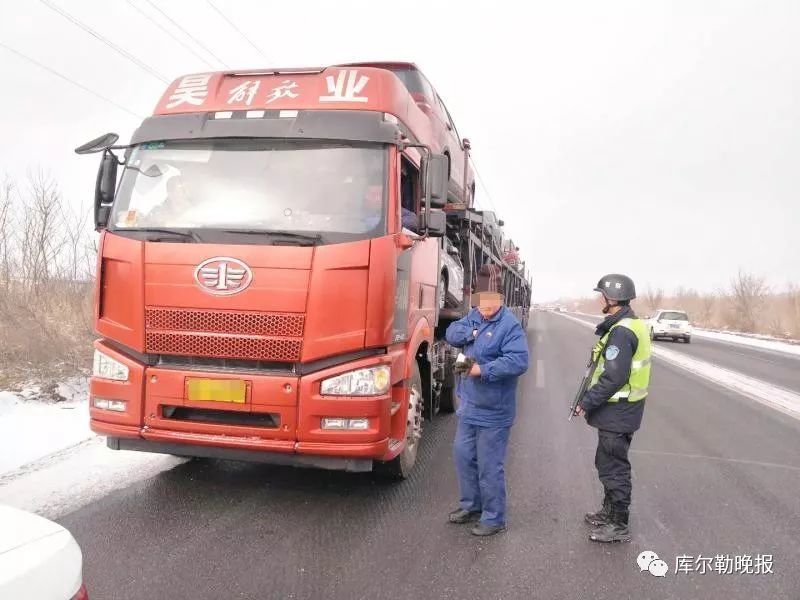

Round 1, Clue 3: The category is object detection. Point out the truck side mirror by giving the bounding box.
[75,132,120,155]
[420,208,446,237]
[94,151,118,231]
[422,154,448,209]
[498,219,505,227]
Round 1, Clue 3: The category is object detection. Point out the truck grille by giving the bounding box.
[145,308,303,362]
[146,308,304,337]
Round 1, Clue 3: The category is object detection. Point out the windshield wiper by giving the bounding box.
[124,228,204,243]
[220,229,323,246]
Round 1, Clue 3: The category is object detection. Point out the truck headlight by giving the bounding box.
[320,365,391,396]
[93,350,129,382]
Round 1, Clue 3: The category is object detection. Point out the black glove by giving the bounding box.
[454,356,476,375]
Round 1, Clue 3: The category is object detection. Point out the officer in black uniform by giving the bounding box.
[574,274,650,543]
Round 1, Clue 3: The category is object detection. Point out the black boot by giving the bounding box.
[589,507,631,543]
[584,493,611,527]
[448,508,481,524]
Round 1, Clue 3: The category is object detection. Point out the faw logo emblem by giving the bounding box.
[194,257,253,296]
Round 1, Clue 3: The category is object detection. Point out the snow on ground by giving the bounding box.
[0,376,184,518]
[564,311,800,357]
[0,437,185,519]
[653,344,800,419]
[0,378,93,476]
[557,312,800,420]
[692,329,800,357]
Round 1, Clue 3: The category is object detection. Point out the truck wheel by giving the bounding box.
[382,363,423,479]
[685,336,691,344]
[650,328,655,341]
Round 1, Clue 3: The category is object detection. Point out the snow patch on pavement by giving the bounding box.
[652,345,800,419]
[0,376,184,518]
[556,312,800,420]
[564,312,800,357]
[692,329,800,357]
[0,386,93,476]
[0,437,185,519]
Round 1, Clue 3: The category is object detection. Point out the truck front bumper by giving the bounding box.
[106,435,376,472]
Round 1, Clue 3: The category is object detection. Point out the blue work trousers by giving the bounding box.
[453,419,512,527]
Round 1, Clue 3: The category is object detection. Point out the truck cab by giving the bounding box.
[77,63,529,479]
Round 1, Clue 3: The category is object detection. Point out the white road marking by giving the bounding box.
[536,359,546,388]
[555,312,800,420]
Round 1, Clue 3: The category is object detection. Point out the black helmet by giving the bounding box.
[594,274,636,301]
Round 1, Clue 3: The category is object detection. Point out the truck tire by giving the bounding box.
[380,362,423,479]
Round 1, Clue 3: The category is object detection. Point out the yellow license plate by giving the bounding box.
[186,379,247,403]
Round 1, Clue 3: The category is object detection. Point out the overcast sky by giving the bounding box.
[1,0,798,301]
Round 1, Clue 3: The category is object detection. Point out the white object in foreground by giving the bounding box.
[0,505,87,599]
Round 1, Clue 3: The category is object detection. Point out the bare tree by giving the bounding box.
[643,286,664,314]
[0,169,97,374]
[698,293,716,327]
[18,170,68,298]
[729,270,768,332]
[787,284,800,338]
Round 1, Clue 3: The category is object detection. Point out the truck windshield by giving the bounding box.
[111,139,387,242]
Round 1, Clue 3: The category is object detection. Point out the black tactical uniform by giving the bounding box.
[579,274,650,543]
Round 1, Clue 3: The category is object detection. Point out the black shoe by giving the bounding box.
[584,496,611,527]
[588,507,631,543]
[448,508,481,524]
[471,523,506,536]
[584,510,611,527]
[588,521,631,543]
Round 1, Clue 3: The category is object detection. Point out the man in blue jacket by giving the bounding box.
[445,271,529,536]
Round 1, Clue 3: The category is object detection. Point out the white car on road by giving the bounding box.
[0,505,87,599]
[647,309,693,343]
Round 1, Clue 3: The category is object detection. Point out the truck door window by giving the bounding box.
[400,157,420,233]
[400,157,420,212]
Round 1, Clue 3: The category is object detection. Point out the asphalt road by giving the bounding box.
[571,312,800,394]
[60,311,800,600]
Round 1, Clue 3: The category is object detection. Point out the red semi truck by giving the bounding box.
[77,62,531,478]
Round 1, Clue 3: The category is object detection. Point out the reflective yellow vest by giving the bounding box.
[589,318,651,402]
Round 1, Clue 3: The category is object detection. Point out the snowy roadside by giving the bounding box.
[556,312,800,421]
[691,329,800,357]
[564,311,800,357]
[0,437,185,519]
[0,376,183,518]
[0,377,93,476]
